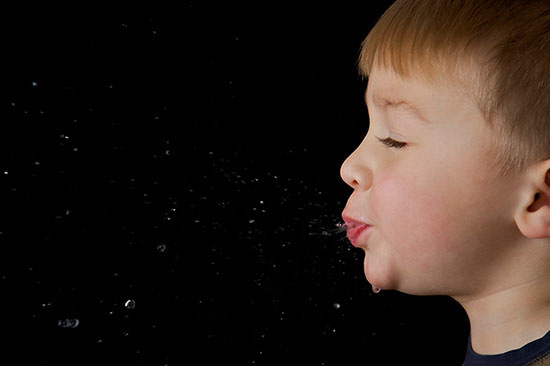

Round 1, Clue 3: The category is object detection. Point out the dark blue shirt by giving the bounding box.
[464,330,550,366]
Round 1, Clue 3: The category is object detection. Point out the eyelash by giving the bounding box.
[377,137,407,149]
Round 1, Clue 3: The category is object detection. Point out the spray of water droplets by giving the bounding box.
[327,221,350,242]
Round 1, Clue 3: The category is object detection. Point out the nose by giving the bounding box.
[340,145,372,190]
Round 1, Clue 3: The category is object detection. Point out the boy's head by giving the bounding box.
[358,0,550,179]
[340,1,550,350]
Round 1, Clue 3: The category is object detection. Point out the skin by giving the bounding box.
[340,61,550,355]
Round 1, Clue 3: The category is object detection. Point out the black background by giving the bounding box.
[2,2,469,365]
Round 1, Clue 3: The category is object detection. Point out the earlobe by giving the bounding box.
[515,162,550,239]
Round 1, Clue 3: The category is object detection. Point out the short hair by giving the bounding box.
[358,0,550,177]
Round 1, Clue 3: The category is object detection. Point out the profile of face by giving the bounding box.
[340,63,525,297]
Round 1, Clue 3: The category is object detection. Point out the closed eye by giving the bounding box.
[377,136,407,149]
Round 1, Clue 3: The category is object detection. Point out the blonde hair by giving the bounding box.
[358,0,550,177]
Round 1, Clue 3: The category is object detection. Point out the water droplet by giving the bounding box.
[124,299,136,309]
[333,303,341,309]
[32,81,37,87]
[58,318,79,328]
[372,286,381,293]
[157,243,166,252]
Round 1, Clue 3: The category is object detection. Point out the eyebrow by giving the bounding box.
[366,91,431,124]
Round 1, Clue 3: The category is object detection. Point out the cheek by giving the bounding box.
[371,167,457,261]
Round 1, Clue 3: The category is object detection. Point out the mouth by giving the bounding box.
[341,214,372,248]
[346,223,371,247]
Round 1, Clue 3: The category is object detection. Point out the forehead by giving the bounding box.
[366,61,476,107]
[365,65,472,124]
[367,66,435,102]
[366,72,436,124]
[365,89,428,123]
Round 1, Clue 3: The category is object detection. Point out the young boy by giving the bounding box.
[339,1,550,365]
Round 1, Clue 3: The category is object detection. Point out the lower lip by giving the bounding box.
[347,224,371,247]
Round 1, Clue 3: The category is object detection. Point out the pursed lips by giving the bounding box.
[341,213,371,247]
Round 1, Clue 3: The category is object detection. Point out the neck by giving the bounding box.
[454,274,550,355]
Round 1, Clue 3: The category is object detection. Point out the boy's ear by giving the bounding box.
[515,159,550,239]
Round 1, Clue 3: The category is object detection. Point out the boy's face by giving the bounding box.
[340,64,524,296]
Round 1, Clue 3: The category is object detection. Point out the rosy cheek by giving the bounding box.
[371,169,450,260]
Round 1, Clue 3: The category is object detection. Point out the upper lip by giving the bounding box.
[341,212,370,228]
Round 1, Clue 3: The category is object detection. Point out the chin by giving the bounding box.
[363,254,379,287]
[363,252,396,292]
